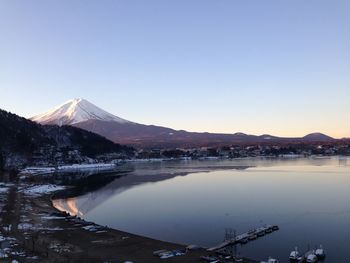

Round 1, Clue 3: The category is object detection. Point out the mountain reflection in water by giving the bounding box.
[52,157,350,263]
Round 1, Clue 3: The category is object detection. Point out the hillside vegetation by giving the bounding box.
[0,109,134,170]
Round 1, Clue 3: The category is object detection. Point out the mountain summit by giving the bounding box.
[30,98,130,126]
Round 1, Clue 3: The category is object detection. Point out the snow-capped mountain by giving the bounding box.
[30,98,130,126]
[31,99,335,148]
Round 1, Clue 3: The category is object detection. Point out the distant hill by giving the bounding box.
[0,109,134,170]
[31,98,336,149]
[302,133,335,142]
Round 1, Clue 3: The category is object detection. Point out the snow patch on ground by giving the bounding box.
[19,184,65,196]
[57,163,116,171]
[0,187,9,194]
[20,163,116,176]
[18,223,33,231]
[0,183,12,194]
[41,216,66,220]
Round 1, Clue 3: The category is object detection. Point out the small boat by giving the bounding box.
[306,252,318,263]
[239,237,248,244]
[315,245,325,259]
[257,230,265,237]
[248,234,257,240]
[248,229,256,234]
[261,256,279,263]
[200,255,218,262]
[272,225,279,231]
[160,252,174,259]
[265,227,273,234]
[153,249,167,256]
[254,227,265,237]
[289,247,299,261]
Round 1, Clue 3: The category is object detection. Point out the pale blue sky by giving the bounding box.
[0,0,349,137]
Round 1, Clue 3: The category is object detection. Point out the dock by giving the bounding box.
[207,240,232,251]
[207,224,279,251]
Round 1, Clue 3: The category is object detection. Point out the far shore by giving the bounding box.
[15,154,339,175]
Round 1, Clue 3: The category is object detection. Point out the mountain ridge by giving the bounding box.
[30,99,336,148]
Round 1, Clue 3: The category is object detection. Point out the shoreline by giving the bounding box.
[48,189,260,263]
[0,173,259,263]
[16,154,345,175]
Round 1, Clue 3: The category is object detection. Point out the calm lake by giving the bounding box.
[53,157,350,263]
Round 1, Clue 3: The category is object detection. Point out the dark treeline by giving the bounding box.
[136,142,350,159]
[0,109,134,170]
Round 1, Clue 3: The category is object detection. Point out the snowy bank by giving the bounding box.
[0,186,9,194]
[19,184,66,196]
[20,163,117,176]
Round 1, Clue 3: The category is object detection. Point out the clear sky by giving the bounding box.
[0,0,349,138]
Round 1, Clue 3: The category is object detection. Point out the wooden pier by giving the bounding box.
[207,225,279,252]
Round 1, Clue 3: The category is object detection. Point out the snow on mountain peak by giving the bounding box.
[30,98,131,126]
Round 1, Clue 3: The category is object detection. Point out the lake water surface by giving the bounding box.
[53,157,350,262]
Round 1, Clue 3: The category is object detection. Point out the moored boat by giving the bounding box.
[289,247,299,261]
[315,245,325,259]
[306,252,318,263]
[248,234,258,240]
[265,227,273,233]
[257,230,265,237]
[255,227,266,237]
[239,237,248,244]
[261,256,279,263]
